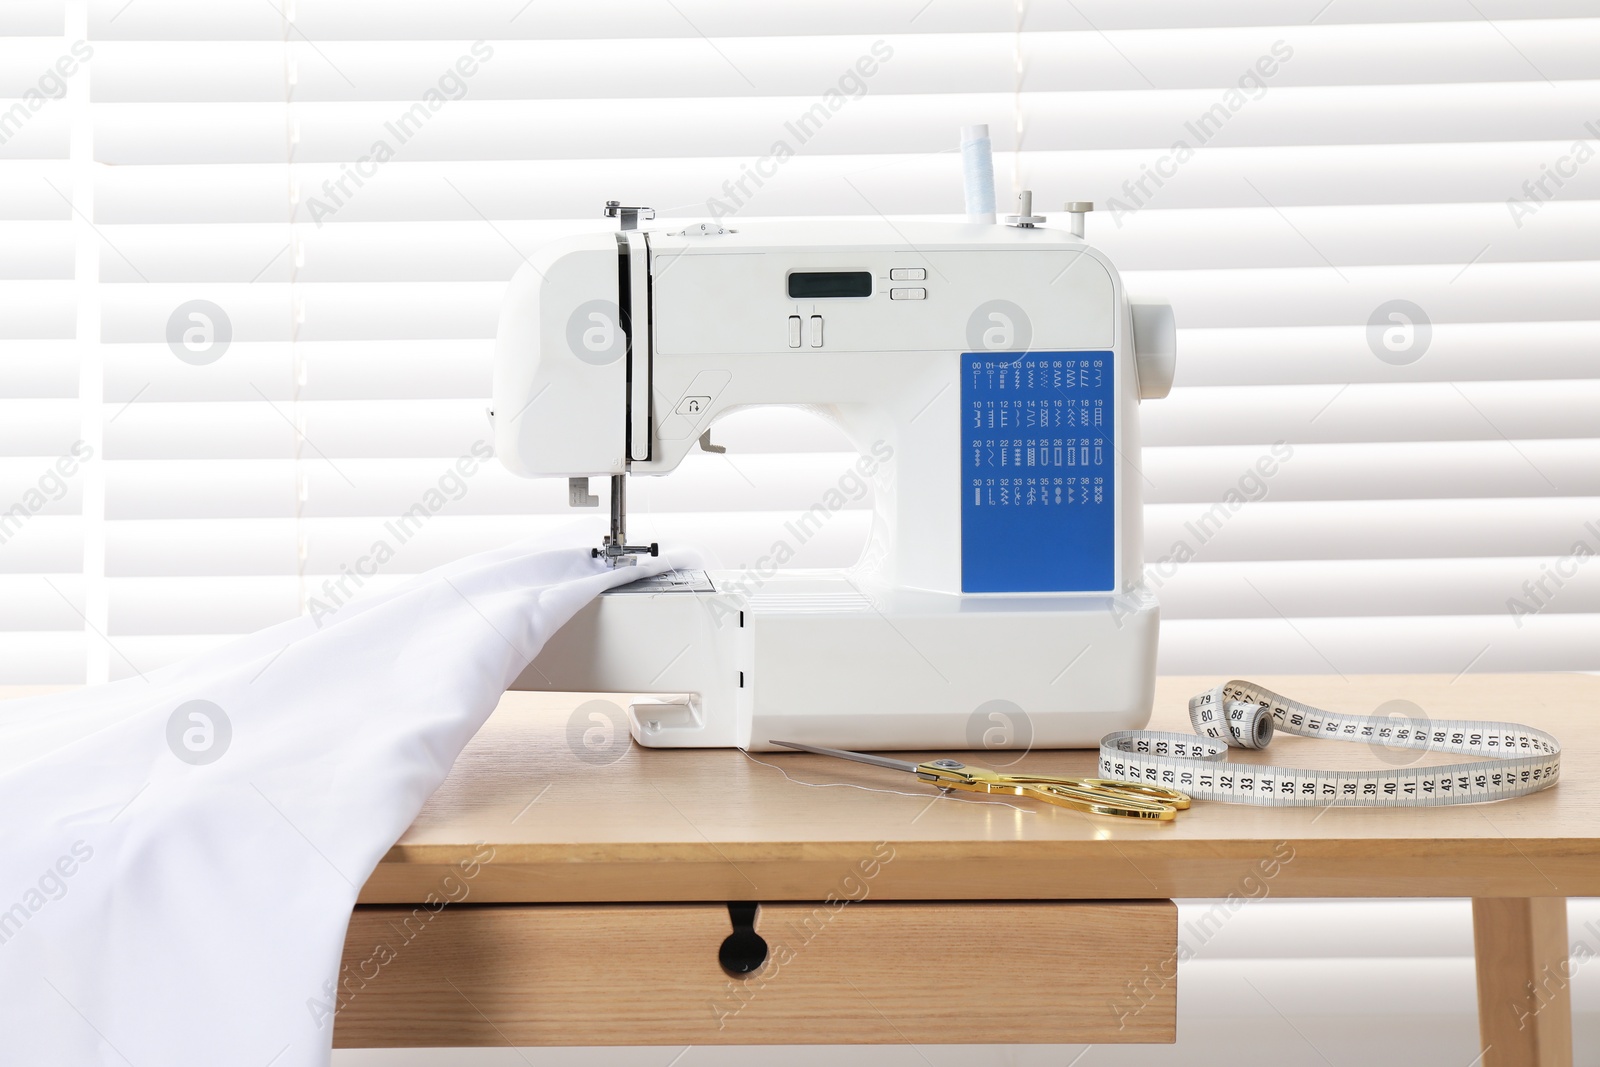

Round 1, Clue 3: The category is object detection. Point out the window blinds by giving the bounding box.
[1,0,1596,683]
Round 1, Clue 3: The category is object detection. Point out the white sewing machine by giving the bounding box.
[491,143,1176,752]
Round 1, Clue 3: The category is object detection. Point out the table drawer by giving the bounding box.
[332,899,1176,1047]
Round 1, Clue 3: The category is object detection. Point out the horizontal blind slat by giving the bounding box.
[101,340,492,401]
[1147,498,1600,562]
[1140,440,1600,502]
[89,143,1600,223]
[0,633,88,685]
[1143,381,1600,446]
[90,441,1600,520]
[92,83,1600,164]
[88,497,1600,578]
[84,202,1600,283]
[95,556,1600,636]
[86,263,1600,346]
[84,23,1600,102]
[86,382,1600,458]
[87,0,1594,40]
[1159,612,1600,673]
[1175,322,1600,386]
[101,511,870,578]
[1154,557,1600,619]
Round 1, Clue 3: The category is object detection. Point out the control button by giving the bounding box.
[809,315,823,348]
[890,287,927,300]
[787,315,801,348]
[676,395,711,415]
[890,268,926,281]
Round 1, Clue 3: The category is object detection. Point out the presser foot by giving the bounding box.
[592,538,660,567]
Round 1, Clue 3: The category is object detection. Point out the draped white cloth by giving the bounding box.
[0,540,672,1065]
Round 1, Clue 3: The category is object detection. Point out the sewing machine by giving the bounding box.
[490,166,1176,751]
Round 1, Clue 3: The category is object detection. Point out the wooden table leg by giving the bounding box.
[1472,898,1572,1067]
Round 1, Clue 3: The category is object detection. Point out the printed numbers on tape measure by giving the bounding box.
[1098,680,1562,809]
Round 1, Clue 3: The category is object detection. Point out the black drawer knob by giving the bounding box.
[718,902,768,977]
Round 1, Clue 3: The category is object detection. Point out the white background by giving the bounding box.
[2,0,1598,1063]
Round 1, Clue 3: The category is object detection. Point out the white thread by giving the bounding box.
[1100,680,1561,807]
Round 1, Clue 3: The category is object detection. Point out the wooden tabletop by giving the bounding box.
[362,673,1600,904]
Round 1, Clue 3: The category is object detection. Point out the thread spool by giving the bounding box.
[960,124,996,224]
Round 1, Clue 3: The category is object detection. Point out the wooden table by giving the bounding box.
[342,674,1599,1065]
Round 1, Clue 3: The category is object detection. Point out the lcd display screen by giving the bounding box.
[787,271,873,299]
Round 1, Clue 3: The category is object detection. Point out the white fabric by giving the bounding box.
[0,538,673,1066]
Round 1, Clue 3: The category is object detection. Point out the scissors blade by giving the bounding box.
[768,740,922,774]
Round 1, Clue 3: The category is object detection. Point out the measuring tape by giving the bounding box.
[1098,680,1561,807]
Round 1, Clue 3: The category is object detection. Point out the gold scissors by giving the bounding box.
[769,740,1190,821]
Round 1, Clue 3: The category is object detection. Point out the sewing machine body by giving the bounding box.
[493,218,1174,751]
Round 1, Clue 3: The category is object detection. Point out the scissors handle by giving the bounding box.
[1003,772,1192,811]
[1014,780,1178,820]
[917,763,1184,821]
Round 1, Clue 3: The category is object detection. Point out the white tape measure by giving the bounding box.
[1099,680,1560,807]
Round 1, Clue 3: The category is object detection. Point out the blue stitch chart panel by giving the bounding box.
[961,352,1116,593]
